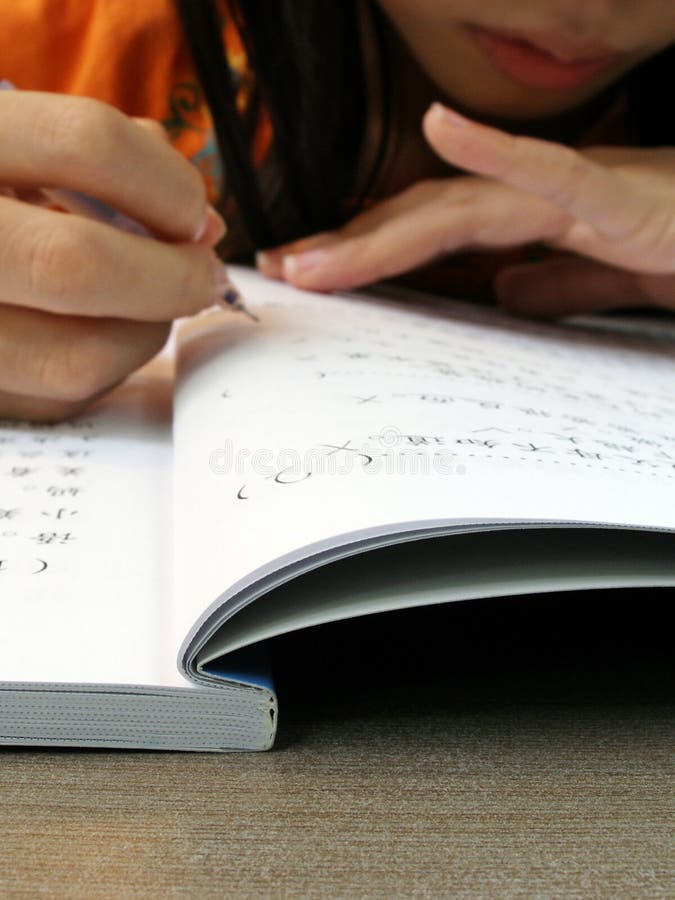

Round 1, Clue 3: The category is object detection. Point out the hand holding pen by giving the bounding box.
[0,85,255,422]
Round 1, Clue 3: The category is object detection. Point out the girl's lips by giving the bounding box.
[469,26,623,91]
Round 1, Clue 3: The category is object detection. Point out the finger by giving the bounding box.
[132,117,171,143]
[0,91,208,241]
[0,301,170,403]
[495,257,658,317]
[256,249,287,279]
[549,217,675,275]
[273,182,480,291]
[257,232,339,279]
[255,180,493,280]
[633,272,675,308]
[582,145,675,169]
[130,117,228,245]
[0,197,226,320]
[195,206,227,247]
[0,387,92,422]
[265,179,567,292]
[423,103,656,243]
[255,189,449,280]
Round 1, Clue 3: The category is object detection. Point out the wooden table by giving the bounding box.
[2,591,673,897]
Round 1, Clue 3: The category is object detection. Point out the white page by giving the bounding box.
[172,267,675,649]
[0,353,178,687]
[196,527,675,660]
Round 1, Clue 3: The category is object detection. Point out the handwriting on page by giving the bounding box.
[170,270,675,637]
[0,418,94,574]
[229,434,469,501]
[209,292,675,501]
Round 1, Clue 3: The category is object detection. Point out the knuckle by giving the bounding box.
[404,178,443,202]
[396,178,455,217]
[23,220,97,310]
[33,329,113,403]
[438,177,480,210]
[630,204,675,263]
[488,132,523,181]
[37,97,123,179]
[436,180,478,250]
[550,146,588,204]
[560,144,584,176]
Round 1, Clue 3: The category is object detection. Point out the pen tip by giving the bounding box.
[222,287,259,323]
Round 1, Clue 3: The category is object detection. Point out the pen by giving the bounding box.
[0,79,258,322]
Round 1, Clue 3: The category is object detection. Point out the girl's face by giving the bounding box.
[377,0,675,118]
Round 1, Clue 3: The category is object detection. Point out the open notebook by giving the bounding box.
[2,266,675,751]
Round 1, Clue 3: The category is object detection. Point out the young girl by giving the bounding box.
[0,0,674,421]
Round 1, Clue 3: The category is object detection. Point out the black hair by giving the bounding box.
[626,43,675,147]
[175,0,388,251]
[175,0,675,253]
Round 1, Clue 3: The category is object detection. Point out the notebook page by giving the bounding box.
[0,355,177,687]
[173,267,675,646]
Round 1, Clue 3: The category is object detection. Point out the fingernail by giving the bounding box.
[256,250,282,278]
[194,205,227,243]
[203,205,227,244]
[430,102,471,128]
[283,249,328,279]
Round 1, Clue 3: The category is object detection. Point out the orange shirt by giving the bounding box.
[1,0,270,206]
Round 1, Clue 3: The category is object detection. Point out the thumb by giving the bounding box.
[495,257,657,318]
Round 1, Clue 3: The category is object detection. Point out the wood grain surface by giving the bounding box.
[1,591,673,898]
